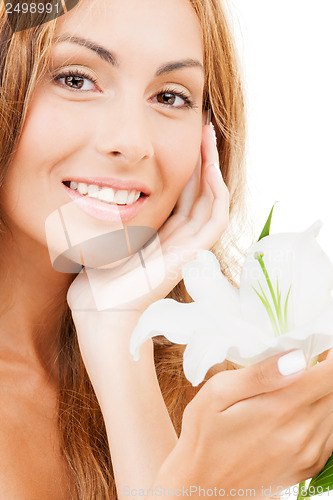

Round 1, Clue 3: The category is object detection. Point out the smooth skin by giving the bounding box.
[0,0,333,499]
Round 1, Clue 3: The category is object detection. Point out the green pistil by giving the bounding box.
[254,252,291,336]
[252,283,280,337]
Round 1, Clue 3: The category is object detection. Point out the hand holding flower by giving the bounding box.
[131,207,333,497]
[151,350,333,498]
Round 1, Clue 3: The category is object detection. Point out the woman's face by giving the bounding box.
[0,0,204,260]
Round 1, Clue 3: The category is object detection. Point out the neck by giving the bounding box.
[0,229,76,384]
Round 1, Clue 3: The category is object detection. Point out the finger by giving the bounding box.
[174,162,215,235]
[182,125,221,232]
[158,155,202,242]
[158,124,220,240]
[172,154,202,219]
[163,136,227,241]
[201,123,219,168]
[284,355,333,407]
[165,123,217,229]
[185,177,214,233]
[191,165,229,248]
[310,391,333,420]
[190,125,229,241]
[194,349,307,412]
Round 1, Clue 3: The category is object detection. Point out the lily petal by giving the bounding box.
[179,308,278,385]
[180,314,272,385]
[130,296,269,385]
[183,250,240,314]
[130,299,208,361]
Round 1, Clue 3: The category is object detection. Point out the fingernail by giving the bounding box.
[277,349,307,376]
[209,122,217,145]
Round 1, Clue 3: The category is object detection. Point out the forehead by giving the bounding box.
[54,0,203,65]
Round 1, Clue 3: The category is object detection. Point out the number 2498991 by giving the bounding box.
[5,3,61,14]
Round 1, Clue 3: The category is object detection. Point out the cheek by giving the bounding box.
[18,89,90,163]
[0,90,91,244]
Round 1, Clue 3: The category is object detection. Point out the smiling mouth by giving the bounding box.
[62,181,146,206]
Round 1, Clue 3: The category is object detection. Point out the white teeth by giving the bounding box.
[127,190,136,205]
[68,182,142,205]
[132,191,141,203]
[77,182,88,195]
[98,187,115,203]
[87,184,99,195]
[114,189,129,205]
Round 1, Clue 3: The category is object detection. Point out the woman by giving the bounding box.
[1,0,333,499]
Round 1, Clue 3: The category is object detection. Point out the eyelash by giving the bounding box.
[52,69,195,109]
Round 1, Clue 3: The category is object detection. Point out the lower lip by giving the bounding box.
[62,184,149,222]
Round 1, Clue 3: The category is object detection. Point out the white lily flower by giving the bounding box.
[130,221,333,386]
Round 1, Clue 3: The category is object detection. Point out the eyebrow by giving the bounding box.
[54,34,204,76]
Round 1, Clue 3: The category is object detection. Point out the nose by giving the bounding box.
[95,95,154,166]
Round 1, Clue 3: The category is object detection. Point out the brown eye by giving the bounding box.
[53,70,99,92]
[64,75,85,89]
[157,92,176,105]
[153,89,193,109]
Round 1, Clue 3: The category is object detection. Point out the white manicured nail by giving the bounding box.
[278,349,307,376]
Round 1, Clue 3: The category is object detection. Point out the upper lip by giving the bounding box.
[62,176,151,195]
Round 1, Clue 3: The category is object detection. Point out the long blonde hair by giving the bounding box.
[0,0,246,497]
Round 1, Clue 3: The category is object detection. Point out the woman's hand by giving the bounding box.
[152,350,333,498]
[67,124,228,314]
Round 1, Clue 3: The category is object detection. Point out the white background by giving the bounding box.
[229,0,333,258]
[229,3,332,496]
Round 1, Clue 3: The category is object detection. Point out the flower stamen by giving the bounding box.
[254,252,291,336]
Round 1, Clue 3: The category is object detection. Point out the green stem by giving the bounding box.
[253,284,280,337]
[283,285,292,333]
[255,253,283,328]
[297,481,311,500]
